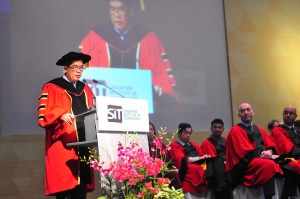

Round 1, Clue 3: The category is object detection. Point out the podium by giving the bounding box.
[67,96,149,166]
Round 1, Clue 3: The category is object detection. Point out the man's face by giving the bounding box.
[179,127,192,143]
[64,60,84,83]
[238,103,254,124]
[283,106,297,126]
[109,0,132,32]
[211,123,224,137]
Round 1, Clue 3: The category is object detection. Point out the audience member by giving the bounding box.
[226,103,282,199]
[267,119,280,133]
[37,52,95,198]
[200,118,230,199]
[294,119,300,133]
[147,122,182,189]
[169,123,211,195]
[270,105,300,199]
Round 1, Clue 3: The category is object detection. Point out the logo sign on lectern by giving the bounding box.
[95,96,149,132]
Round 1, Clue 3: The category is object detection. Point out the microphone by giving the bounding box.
[92,79,125,98]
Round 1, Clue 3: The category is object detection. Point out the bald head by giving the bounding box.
[238,103,254,124]
[282,105,297,126]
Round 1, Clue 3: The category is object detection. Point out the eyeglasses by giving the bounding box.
[109,7,127,16]
[283,111,296,116]
[68,65,86,71]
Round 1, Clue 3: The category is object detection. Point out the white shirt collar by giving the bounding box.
[63,75,77,88]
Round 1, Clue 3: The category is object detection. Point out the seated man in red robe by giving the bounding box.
[200,118,230,199]
[226,103,283,199]
[270,105,300,199]
[169,123,211,195]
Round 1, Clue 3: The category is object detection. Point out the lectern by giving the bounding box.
[67,96,149,166]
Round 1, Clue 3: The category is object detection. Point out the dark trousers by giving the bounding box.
[208,157,231,199]
[263,177,275,199]
[281,169,300,199]
[56,184,87,199]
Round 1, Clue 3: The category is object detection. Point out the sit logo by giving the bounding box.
[107,105,123,123]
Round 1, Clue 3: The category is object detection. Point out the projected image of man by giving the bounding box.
[79,0,178,102]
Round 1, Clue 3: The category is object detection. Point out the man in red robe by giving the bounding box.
[200,118,230,199]
[270,105,300,198]
[226,103,283,199]
[38,52,95,198]
[169,123,211,195]
[79,0,178,101]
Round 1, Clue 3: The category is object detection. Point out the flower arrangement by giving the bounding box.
[84,130,184,199]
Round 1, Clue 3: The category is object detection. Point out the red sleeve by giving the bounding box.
[38,83,69,128]
[200,139,218,157]
[270,127,294,155]
[139,32,177,98]
[169,141,185,170]
[83,84,95,108]
[79,31,110,67]
[225,125,256,171]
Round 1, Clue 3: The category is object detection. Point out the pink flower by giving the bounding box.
[153,137,163,149]
[157,177,171,185]
[129,177,137,185]
[144,182,152,191]
[87,132,180,198]
[137,192,146,198]
[151,188,159,195]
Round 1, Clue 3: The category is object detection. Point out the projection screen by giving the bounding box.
[0,0,232,134]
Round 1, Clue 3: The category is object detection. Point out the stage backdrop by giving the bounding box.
[224,0,300,127]
[3,1,300,198]
[0,0,231,134]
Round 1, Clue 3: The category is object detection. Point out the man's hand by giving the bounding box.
[260,150,273,159]
[199,154,211,160]
[60,113,74,125]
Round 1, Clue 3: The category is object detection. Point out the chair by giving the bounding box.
[232,178,284,199]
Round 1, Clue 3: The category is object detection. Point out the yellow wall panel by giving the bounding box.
[224,0,300,126]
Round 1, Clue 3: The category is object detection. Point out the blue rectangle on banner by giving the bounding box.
[81,67,154,114]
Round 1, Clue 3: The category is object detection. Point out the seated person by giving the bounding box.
[267,119,279,133]
[270,105,300,199]
[200,118,230,199]
[226,103,283,199]
[147,122,182,189]
[169,123,211,194]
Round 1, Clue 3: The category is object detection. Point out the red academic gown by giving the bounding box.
[270,126,300,173]
[226,125,283,187]
[169,141,208,193]
[38,78,95,195]
[200,137,226,158]
[79,22,177,99]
